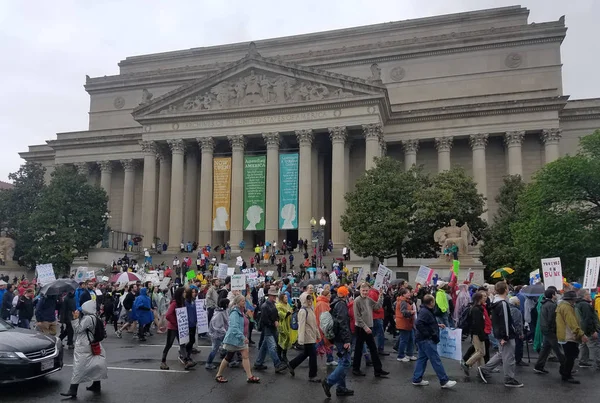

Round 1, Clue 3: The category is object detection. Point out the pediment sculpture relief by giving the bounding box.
[159,70,356,114]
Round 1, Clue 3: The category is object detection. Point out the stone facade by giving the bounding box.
[20,6,600,251]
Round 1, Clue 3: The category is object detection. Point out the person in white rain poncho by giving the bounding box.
[60,300,108,398]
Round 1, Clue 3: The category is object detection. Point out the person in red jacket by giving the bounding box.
[369,288,389,356]
[395,288,416,362]
[160,287,192,370]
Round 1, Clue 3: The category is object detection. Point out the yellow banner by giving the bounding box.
[212,157,232,231]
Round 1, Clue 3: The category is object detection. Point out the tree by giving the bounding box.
[1,162,46,266]
[29,165,108,274]
[340,157,424,263]
[511,130,600,280]
[406,167,487,259]
[480,175,530,283]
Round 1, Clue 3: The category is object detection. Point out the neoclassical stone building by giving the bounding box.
[21,6,600,253]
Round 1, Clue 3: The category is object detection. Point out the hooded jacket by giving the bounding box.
[556,300,584,343]
[165,299,178,330]
[509,303,523,338]
[315,294,331,338]
[395,295,415,331]
[368,289,384,320]
[35,295,57,322]
[1,289,14,318]
[469,304,487,339]
[539,297,558,336]
[415,304,440,344]
[133,288,154,326]
[185,299,197,329]
[576,299,600,336]
[208,307,229,339]
[223,306,246,348]
[489,296,515,341]
[297,293,319,345]
[330,297,351,344]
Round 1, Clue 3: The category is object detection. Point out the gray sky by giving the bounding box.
[1,0,598,182]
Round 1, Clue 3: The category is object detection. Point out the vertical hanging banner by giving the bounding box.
[279,153,299,229]
[243,155,266,231]
[213,157,232,231]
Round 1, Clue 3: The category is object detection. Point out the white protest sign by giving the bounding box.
[175,307,190,344]
[217,263,228,279]
[437,328,463,361]
[373,264,392,291]
[583,257,600,290]
[36,264,56,286]
[86,270,96,280]
[75,268,87,283]
[415,265,433,285]
[227,267,236,276]
[145,273,160,285]
[356,267,367,284]
[159,277,171,290]
[231,274,246,291]
[196,298,208,334]
[236,256,243,267]
[329,272,338,286]
[529,269,540,285]
[541,257,563,291]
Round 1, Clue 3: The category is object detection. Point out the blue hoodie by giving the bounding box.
[35,295,57,322]
[186,299,197,329]
[133,288,154,326]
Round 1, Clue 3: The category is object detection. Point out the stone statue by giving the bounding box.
[141,88,153,104]
[433,219,473,257]
[368,63,381,81]
[0,236,16,263]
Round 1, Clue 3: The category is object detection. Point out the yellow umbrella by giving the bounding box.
[491,267,515,279]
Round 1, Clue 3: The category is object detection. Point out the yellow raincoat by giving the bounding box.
[276,300,297,350]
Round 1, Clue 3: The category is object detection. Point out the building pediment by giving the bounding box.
[133,43,389,123]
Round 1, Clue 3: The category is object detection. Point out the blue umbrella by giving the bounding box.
[521,283,544,297]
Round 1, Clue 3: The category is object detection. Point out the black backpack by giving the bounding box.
[88,315,107,343]
[457,303,473,332]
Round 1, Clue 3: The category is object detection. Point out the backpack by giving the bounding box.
[88,315,107,343]
[291,309,300,330]
[457,303,473,332]
[319,311,335,341]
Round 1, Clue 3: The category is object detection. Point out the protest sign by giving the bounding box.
[329,272,338,286]
[227,267,235,276]
[159,277,171,290]
[36,264,56,286]
[373,264,392,291]
[356,267,367,283]
[452,260,460,277]
[541,257,563,290]
[529,269,540,285]
[583,257,600,290]
[145,273,160,285]
[75,268,87,282]
[186,270,196,281]
[437,328,462,361]
[231,274,246,291]
[86,270,96,280]
[217,263,228,279]
[196,298,209,334]
[415,266,433,285]
[176,307,190,344]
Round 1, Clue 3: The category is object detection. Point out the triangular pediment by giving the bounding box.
[133,44,388,121]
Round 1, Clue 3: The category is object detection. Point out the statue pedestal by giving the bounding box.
[428,254,485,285]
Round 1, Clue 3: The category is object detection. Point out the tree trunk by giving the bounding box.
[396,246,404,267]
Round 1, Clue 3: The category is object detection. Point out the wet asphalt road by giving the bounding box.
[1,331,599,403]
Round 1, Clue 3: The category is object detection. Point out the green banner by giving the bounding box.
[243,155,266,231]
[279,153,299,229]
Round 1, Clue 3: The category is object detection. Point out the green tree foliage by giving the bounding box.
[480,175,529,283]
[341,158,486,265]
[29,165,108,274]
[511,129,600,280]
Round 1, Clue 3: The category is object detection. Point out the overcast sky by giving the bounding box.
[0,0,598,182]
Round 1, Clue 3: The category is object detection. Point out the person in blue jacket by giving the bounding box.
[133,288,154,342]
[182,288,198,367]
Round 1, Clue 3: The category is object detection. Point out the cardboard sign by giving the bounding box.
[145,273,160,285]
[196,298,209,334]
[437,328,463,361]
[217,263,228,279]
[415,266,433,285]
[541,257,563,291]
[583,257,600,290]
[231,274,246,291]
[329,272,338,286]
[176,307,190,344]
[75,268,88,282]
[227,267,235,276]
[529,269,540,285]
[36,264,56,286]
[159,277,171,290]
[356,267,367,284]
[373,264,392,291]
[452,260,460,277]
[186,270,196,281]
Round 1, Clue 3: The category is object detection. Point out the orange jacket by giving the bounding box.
[315,295,331,343]
[395,295,415,331]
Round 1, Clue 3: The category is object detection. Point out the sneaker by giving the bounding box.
[352,369,366,376]
[205,364,217,370]
[275,364,288,374]
[336,388,354,396]
[412,380,430,386]
[477,367,488,384]
[288,363,295,377]
[374,370,390,377]
[138,337,147,342]
[397,357,410,362]
[562,378,580,384]
[191,348,200,354]
[579,362,593,368]
[408,356,417,361]
[160,362,169,370]
[516,361,529,367]
[178,356,186,365]
[460,362,470,376]
[184,360,196,370]
[504,378,524,388]
[441,380,457,389]
[326,361,338,366]
[534,368,549,374]
[379,351,390,356]
[321,379,331,398]
[115,330,122,339]
[254,364,268,370]
[491,368,500,373]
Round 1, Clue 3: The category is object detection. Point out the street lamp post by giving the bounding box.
[310,217,327,268]
[102,212,112,248]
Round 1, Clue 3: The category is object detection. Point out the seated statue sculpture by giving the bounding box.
[433,219,473,258]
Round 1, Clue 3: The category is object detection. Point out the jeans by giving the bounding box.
[436,313,450,328]
[59,321,74,346]
[327,342,351,390]
[562,342,579,380]
[373,319,385,352]
[353,327,382,372]
[412,340,449,385]
[397,329,415,358]
[579,336,600,369]
[482,339,516,380]
[18,319,30,329]
[206,336,224,365]
[535,333,565,373]
[289,343,317,378]
[255,330,281,368]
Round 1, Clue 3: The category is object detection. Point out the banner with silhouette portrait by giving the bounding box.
[213,157,232,231]
[243,155,266,230]
[279,153,299,229]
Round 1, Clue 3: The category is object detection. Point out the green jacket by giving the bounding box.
[556,300,584,343]
[435,290,449,313]
[575,300,600,336]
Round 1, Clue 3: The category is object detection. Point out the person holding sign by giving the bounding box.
[160,288,191,370]
[215,295,260,384]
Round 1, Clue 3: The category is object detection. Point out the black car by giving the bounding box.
[0,318,64,383]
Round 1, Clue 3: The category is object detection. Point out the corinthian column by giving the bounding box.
[329,127,347,247]
[541,128,562,164]
[363,123,382,170]
[296,129,313,242]
[167,139,185,252]
[505,131,525,176]
[402,139,419,171]
[435,136,453,172]
[470,133,489,221]
[184,144,198,244]
[156,150,171,244]
[98,161,112,199]
[140,141,158,248]
[198,137,215,246]
[263,132,280,245]
[120,159,136,233]
[229,135,245,248]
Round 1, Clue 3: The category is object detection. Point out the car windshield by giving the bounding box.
[0,318,14,331]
